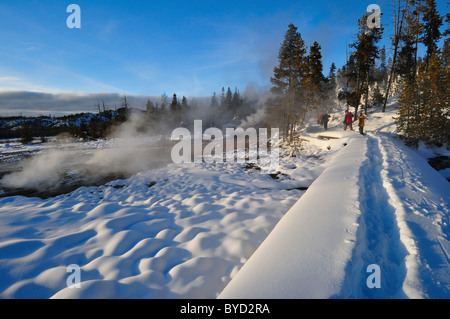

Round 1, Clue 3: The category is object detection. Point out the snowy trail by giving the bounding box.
[372,132,450,298]
[220,129,450,299]
[220,136,368,298]
[341,134,412,298]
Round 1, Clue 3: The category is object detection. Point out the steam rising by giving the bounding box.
[0,86,270,194]
[0,112,172,192]
[1,149,69,189]
[239,107,266,128]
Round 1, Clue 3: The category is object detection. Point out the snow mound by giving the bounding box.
[0,162,307,298]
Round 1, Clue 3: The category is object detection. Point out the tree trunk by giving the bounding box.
[383,0,407,112]
[354,71,367,121]
[364,72,370,115]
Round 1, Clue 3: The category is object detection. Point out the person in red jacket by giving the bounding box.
[344,110,353,131]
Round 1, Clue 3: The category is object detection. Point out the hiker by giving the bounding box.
[358,112,366,135]
[318,114,323,125]
[343,111,348,130]
[322,113,329,131]
[344,110,353,131]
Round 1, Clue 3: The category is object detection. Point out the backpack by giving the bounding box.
[346,113,353,123]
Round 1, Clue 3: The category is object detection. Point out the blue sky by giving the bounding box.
[0,0,447,101]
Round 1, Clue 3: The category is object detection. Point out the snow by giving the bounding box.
[220,134,367,298]
[0,154,321,298]
[0,98,449,299]
[220,100,450,299]
[440,169,450,180]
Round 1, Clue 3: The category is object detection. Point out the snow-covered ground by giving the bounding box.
[0,130,337,298]
[0,99,449,299]
[220,101,450,299]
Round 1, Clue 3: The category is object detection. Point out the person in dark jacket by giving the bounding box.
[322,113,329,131]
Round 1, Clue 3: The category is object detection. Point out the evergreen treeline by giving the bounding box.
[0,86,258,144]
[145,87,258,132]
[264,0,449,147]
[394,0,449,147]
[264,24,337,142]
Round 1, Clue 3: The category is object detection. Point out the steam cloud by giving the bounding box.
[0,112,172,191]
[0,86,271,193]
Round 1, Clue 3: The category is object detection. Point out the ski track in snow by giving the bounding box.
[341,131,450,298]
[342,134,410,298]
[342,130,450,298]
[375,132,450,298]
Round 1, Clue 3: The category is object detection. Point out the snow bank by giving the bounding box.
[0,161,306,298]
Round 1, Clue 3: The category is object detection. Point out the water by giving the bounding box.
[428,155,450,182]
[0,139,174,199]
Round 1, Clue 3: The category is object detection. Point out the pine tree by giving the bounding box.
[170,93,178,113]
[231,87,243,116]
[266,23,307,142]
[426,52,448,145]
[325,62,338,110]
[224,87,233,111]
[397,52,449,146]
[395,77,417,144]
[306,42,325,85]
[395,2,449,147]
[327,62,337,87]
[303,41,326,115]
[160,92,168,114]
[375,46,388,89]
[181,96,189,110]
[421,0,443,67]
[170,93,181,126]
[396,9,417,84]
[348,13,383,116]
[210,92,219,108]
[442,9,450,66]
[442,11,450,68]
[442,11,450,139]
[370,83,385,106]
[220,87,225,106]
[146,98,156,116]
